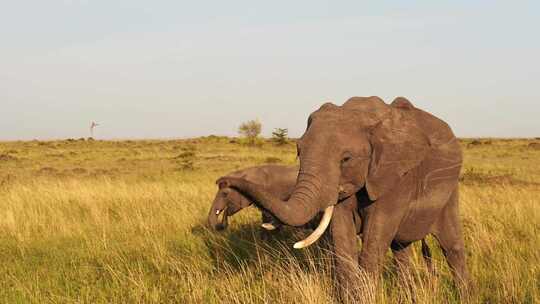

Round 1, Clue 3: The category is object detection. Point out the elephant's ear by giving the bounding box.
[216,172,248,189]
[365,109,430,200]
[390,97,415,110]
[227,189,253,212]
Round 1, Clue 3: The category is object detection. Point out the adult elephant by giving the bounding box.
[218,96,469,298]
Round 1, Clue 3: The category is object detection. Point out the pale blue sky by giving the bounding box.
[1,0,539,140]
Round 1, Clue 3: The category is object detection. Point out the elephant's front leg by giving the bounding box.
[359,202,404,279]
[330,199,359,302]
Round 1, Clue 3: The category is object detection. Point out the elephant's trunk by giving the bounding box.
[228,157,340,229]
[233,173,321,227]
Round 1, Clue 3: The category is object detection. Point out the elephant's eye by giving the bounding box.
[341,154,353,165]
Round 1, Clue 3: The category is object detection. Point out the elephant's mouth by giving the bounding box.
[338,183,357,200]
[214,207,229,230]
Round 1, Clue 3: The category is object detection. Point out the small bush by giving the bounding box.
[174,148,196,170]
[272,128,289,145]
[238,119,262,146]
[175,151,196,159]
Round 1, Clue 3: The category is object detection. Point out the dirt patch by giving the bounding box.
[37,167,59,175]
[264,157,282,163]
[467,139,493,148]
[0,154,18,162]
[527,142,540,150]
[460,168,538,186]
[70,168,88,175]
[47,153,66,158]
[89,168,120,178]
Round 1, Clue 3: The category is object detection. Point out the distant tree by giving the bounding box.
[272,128,288,145]
[238,119,262,145]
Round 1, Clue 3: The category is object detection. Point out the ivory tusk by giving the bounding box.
[261,223,277,231]
[215,209,221,215]
[293,205,334,249]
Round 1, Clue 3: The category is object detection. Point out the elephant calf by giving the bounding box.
[207,165,335,233]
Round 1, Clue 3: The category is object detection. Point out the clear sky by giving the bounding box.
[1,0,539,140]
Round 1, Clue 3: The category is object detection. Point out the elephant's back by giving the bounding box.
[400,109,463,177]
[228,165,298,188]
[405,108,461,159]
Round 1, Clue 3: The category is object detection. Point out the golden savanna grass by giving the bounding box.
[0,137,539,303]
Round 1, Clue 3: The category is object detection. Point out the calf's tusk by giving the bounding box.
[261,223,277,231]
[293,205,334,249]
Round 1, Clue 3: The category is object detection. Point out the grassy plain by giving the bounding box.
[0,137,539,303]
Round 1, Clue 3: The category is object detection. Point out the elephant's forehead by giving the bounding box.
[310,108,357,125]
[213,195,227,207]
[311,105,387,128]
[301,122,365,149]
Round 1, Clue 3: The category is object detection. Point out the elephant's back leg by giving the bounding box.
[430,188,470,294]
[391,241,413,275]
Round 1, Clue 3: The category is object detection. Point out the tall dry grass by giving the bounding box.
[0,137,538,303]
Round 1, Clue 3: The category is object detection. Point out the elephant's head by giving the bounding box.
[207,183,252,231]
[220,96,441,248]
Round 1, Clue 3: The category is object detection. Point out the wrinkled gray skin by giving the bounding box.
[218,97,469,300]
